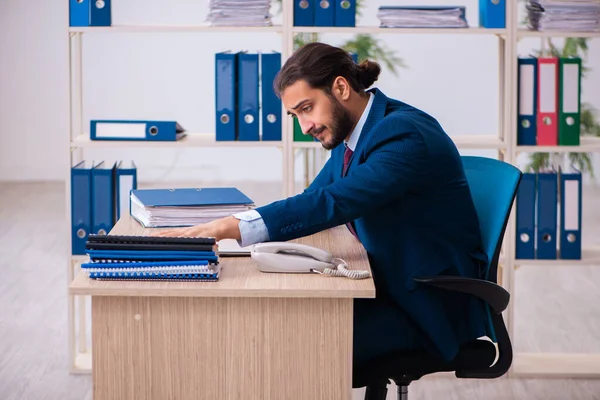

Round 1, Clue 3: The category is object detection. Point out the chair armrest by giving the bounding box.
[413,276,509,314]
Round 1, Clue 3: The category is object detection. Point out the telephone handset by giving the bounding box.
[250,242,371,280]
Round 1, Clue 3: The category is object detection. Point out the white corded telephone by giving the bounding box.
[250,242,371,280]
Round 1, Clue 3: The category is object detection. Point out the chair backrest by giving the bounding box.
[461,156,522,283]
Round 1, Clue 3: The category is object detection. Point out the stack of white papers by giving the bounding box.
[526,0,600,31]
[377,6,468,28]
[206,0,272,27]
[130,187,254,228]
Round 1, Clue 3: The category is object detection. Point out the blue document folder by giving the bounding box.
[517,58,538,145]
[115,161,137,221]
[261,52,282,141]
[516,172,536,259]
[71,161,92,255]
[215,52,238,141]
[536,171,558,259]
[237,52,260,141]
[315,0,335,26]
[69,0,90,27]
[335,0,356,27]
[91,120,186,141]
[294,0,314,26]
[69,0,112,27]
[90,0,111,26]
[131,187,253,207]
[559,168,582,259]
[479,0,505,28]
[91,161,116,236]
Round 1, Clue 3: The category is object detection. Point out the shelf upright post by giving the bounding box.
[282,1,295,197]
[503,0,519,377]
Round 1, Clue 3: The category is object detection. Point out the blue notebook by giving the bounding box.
[81,260,221,281]
[83,234,221,281]
[86,249,220,263]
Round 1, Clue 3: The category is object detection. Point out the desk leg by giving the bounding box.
[92,296,353,400]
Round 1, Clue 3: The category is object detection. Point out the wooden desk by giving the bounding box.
[69,216,375,400]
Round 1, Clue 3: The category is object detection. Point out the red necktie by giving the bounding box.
[342,146,358,239]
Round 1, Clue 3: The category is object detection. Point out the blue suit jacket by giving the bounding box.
[255,88,488,362]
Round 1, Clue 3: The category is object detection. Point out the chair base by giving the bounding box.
[363,382,409,400]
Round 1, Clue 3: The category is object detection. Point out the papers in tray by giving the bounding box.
[130,187,254,228]
[526,0,600,31]
[377,6,469,28]
[206,0,273,27]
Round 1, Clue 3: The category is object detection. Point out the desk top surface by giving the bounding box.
[69,216,376,298]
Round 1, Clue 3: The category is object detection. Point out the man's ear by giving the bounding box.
[331,76,351,101]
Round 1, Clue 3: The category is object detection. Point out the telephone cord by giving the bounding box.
[312,258,371,280]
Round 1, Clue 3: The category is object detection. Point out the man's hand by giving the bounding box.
[150,216,241,242]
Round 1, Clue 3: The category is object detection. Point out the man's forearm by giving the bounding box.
[217,216,242,242]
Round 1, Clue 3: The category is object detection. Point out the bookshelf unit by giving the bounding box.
[66,0,600,378]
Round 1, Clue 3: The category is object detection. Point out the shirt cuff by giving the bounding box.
[232,210,270,248]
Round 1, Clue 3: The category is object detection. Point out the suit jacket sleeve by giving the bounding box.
[255,130,428,242]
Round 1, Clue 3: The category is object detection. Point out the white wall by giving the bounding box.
[1,0,599,184]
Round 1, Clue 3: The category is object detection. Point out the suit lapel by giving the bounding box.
[343,88,388,176]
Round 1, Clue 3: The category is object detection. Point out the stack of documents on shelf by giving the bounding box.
[130,187,254,228]
[83,234,221,281]
[206,0,272,27]
[376,6,468,28]
[526,0,600,31]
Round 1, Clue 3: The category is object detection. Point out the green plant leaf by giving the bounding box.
[340,34,406,75]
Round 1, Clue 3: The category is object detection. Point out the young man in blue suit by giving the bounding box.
[156,42,489,369]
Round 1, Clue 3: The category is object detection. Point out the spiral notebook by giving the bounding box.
[84,234,221,282]
[81,260,221,282]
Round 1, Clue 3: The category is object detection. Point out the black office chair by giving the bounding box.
[353,156,523,399]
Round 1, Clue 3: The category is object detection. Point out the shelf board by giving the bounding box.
[71,134,283,148]
[293,26,506,35]
[516,136,600,153]
[69,25,283,34]
[518,29,600,39]
[291,135,505,150]
[292,141,321,149]
[515,246,600,267]
[513,353,600,378]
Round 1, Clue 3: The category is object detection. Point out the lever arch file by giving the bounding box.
[237,52,260,141]
[558,57,582,146]
[517,58,537,145]
[91,120,186,141]
[216,52,238,141]
[71,161,92,255]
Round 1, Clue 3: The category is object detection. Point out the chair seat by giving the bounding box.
[353,339,497,388]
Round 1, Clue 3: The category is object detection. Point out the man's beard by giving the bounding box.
[309,94,355,150]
